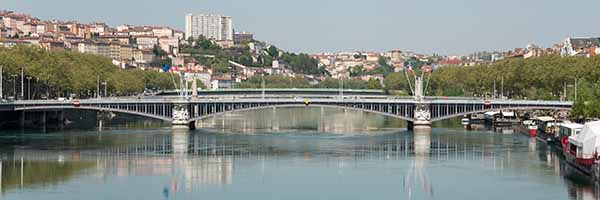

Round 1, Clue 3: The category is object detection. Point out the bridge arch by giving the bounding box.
[187,104,415,123]
[15,106,173,122]
[431,106,572,122]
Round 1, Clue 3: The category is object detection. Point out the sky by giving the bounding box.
[2,0,600,55]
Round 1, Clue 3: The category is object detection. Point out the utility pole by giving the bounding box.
[96,75,100,99]
[102,81,107,98]
[501,77,504,99]
[493,79,496,99]
[339,77,344,99]
[11,74,17,98]
[563,80,567,101]
[0,65,3,99]
[261,74,265,99]
[20,67,24,100]
[26,77,32,100]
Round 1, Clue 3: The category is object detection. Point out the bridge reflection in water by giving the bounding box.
[0,129,599,199]
[0,132,557,188]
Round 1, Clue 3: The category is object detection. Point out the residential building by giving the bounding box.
[173,31,185,40]
[158,36,179,53]
[560,37,600,57]
[109,42,121,60]
[90,23,107,34]
[215,40,234,48]
[210,74,233,90]
[133,49,156,65]
[129,26,153,37]
[136,36,158,50]
[116,25,131,32]
[95,41,111,58]
[185,13,233,41]
[39,40,65,51]
[99,35,131,45]
[120,45,134,61]
[387,50,403,63]
[234,31,253,43]
[152,27,174,37]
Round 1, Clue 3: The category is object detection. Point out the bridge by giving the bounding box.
[157,88,388,97]
[0,94,573,130]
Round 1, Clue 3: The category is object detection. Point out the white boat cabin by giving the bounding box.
[568,121,600,159]
[559,123,584,138]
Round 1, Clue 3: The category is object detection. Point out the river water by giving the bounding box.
[0,107,597,200]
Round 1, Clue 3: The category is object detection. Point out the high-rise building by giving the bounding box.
[185,13,233,41]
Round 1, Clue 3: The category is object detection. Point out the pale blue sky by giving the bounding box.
[2,0,600,55]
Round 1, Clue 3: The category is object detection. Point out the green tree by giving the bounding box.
[267,46,279,58]
[367,78,383,89]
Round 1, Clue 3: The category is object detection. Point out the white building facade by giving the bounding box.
[185,13,233,41]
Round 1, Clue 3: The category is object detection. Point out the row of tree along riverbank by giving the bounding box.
[0,46,175,99]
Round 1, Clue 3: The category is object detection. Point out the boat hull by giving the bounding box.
[564,151,599,179]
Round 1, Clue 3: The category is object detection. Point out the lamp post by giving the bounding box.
[20,67,24,100]
[96,75,100,99]
[26,76,32,100]
[261,74,265,99]
[11,74,17,99]
[339,76,344,99]
[0,65,3,99]
[102,81,107,98]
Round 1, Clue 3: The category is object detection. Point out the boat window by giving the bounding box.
[570,144,577,152]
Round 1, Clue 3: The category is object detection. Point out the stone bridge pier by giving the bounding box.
[411,102,432,131]
[171,103,195,130]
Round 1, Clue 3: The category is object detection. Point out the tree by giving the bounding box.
[267,46,279,58]
[367,78,383,89]
[349,65,365,77]
[383,72,407,91]
[0,45,175,99]
[368,56,395,77]
[152,46,168,57]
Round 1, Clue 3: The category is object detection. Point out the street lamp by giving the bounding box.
[11,74,17,99]
[0,65,3,99]
[20,67,24,100]
[102,81,107,97]
[26,76,32,100]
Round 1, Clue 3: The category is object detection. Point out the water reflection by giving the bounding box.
[198,107,406,134]
[0,129,570,196]
[405,131,434,199]
[0,107,599,200]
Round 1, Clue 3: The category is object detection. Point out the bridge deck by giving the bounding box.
[0,97,573,125]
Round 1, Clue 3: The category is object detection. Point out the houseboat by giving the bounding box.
[565,121,600,180]
[469,113,486,123]
[461,117,470,126]
[560,123,584,152]
[535,116,561,144]
[493,111,519,126]
[484,111,499,125]
[515,120,538,137]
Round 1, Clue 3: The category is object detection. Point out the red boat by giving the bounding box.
[516,120,538,137]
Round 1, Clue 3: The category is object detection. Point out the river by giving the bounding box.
[0,107,597,200]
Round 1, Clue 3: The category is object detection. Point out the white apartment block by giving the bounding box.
[159,37,179,53]
[136,36,158,50]
[152,28,173,37]
[185,13,233,41]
